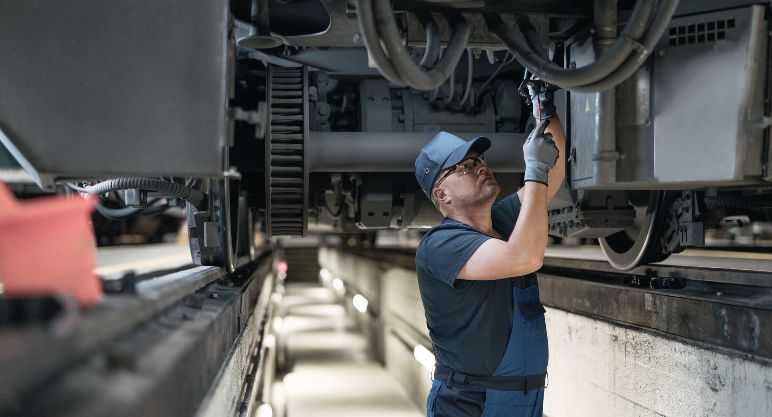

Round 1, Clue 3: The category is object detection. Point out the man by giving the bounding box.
[413,88,565,417]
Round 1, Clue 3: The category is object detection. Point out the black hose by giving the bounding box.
[568,0,680,93]
[78,178,206,208]
[354,0,406,86]
[485,0,655,89]
[704,194,772,210]
[516,16,549,61]
[373,0,470,91]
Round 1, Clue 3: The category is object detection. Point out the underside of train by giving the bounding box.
[1,0,770,271]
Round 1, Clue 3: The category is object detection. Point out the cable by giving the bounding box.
[473,51,515,108]
[418,14,441,67]
[568,0,680,93]
[371,0,470,91]
[354,0,406,86]
[443,67,455,104]
[485,0,656,89]
[73,178,206,208]
[458,48,474,105]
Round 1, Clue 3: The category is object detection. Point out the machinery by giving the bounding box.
[1,0,771,270]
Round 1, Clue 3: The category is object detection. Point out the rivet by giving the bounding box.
[425,168,430,174]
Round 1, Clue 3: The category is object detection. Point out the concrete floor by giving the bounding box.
[273,284,423,417]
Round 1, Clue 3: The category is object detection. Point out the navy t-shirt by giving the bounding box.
[416,193,525,376]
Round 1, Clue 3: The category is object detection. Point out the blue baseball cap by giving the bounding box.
[415,131,491,199]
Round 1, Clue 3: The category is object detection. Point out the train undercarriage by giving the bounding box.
[1,0,772,270]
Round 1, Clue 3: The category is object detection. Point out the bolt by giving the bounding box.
[716,291,723,297]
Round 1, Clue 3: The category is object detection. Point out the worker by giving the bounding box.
[413,82,565,417]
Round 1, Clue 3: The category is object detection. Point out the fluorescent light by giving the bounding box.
[320,268,333,282]
[332,278,344,291]
[263,334,276,349]
[255,403,273,417]
[352,294,369,313]
[271,293,283,304]
[413,345,435,372]
[272,317,283,333]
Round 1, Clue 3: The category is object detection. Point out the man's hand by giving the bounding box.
[519,76,558,121]
[523,119,559,185]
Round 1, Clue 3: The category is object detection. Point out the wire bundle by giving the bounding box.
[354,0,471,91]
[485,0,681,92]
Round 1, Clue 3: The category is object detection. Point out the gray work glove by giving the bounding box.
[523,119,559,185]
[519,76,558,121]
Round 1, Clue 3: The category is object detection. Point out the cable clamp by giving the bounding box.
[626,35,649,56]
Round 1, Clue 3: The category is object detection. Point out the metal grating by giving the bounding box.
[266,66,308,237]
[668,18,735,46]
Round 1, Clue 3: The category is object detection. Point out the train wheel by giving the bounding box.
[187,178,256,273]
[598,191,676,270]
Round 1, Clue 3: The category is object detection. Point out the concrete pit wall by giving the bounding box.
[318,247,772,417]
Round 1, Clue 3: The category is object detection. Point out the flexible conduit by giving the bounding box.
[355,0,470,91]
[77,178,206,208]
[486,0,660,90]
[569,0,680,93]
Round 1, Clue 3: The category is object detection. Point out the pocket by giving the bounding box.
[481,388,542,417]
[518,300,546,320]
[426,379,442,417]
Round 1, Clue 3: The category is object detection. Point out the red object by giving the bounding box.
[0,181,101,308]
[278,260,288,273]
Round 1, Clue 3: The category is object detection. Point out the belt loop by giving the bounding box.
[523,377,528,395]
[545,372,549,389]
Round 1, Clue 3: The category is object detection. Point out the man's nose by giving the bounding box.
[476,164,489,176]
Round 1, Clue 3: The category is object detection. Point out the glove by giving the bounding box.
[523,119,559,185]
[519,76,557,121]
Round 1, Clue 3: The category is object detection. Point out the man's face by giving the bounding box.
[433,150,500,208]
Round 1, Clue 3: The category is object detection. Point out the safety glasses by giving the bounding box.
[434,154,486,189]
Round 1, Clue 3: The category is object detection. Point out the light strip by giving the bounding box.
[352,294,369,313]
[413,344,435,372]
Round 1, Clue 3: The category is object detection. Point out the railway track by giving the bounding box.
[0,251,277,417]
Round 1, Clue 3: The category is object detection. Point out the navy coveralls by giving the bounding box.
[416,193,548,417]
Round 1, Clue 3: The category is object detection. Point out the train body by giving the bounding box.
[1,0,770,270]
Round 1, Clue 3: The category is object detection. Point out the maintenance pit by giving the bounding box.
[2,240,768,417]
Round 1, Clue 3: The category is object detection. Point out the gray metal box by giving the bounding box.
[0,0,230,190]
[567,5,767,189]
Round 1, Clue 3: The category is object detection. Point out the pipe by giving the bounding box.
[485,0,654,89]
[372,0,470,91]
[354,0,406,86]
[307,131,527,173]
[592,0,619,185]
[569,0,681,93]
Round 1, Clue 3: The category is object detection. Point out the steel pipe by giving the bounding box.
[307,131,527,173]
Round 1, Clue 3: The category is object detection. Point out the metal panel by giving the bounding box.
[0,0,230,190]
[568,5,768,190]
[567,35,604,187]
[653,6,767,183]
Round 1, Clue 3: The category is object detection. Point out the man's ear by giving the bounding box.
[433,187,447,203]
